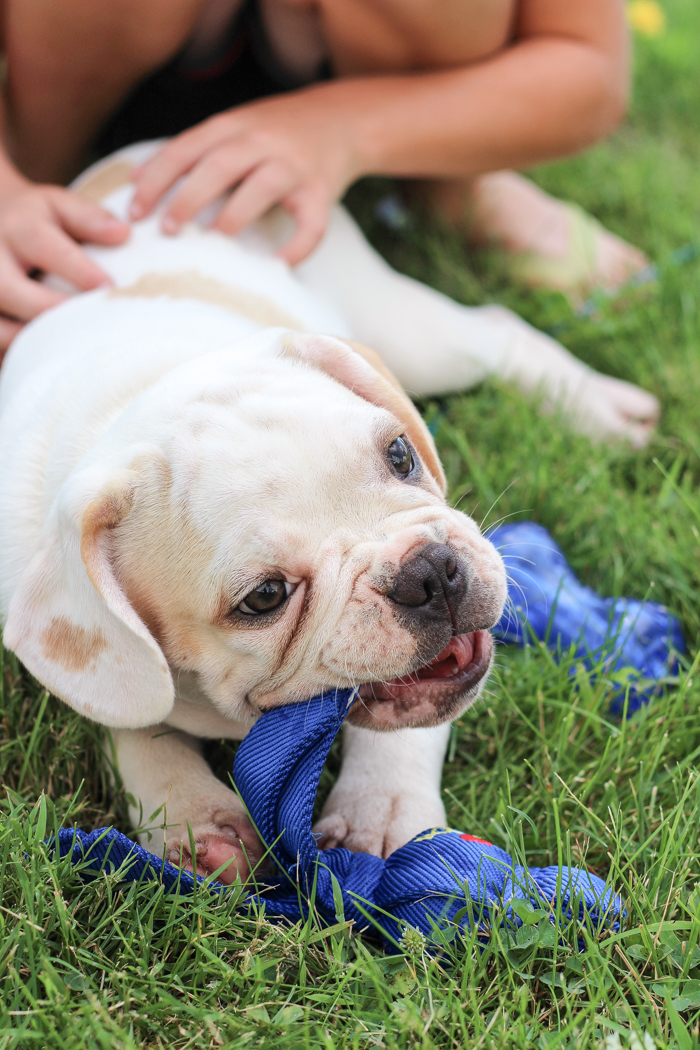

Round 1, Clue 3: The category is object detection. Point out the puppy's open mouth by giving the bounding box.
[350,629,493,730]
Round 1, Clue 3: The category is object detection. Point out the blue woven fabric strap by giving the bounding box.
[53,687,624,949]
[488,522,685,714]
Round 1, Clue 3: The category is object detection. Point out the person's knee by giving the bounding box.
[598,72,630,136]
[583,54,631,143]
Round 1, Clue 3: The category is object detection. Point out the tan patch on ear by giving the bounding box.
[112,270,303,330]
[81,485,135,597]
[41,616,107,672]
[74,160,134,203]
[341,340,447,494]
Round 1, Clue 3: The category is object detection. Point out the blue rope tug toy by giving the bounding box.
[53,687,624,951]
[47,519,687,948]
[488,522,686,715]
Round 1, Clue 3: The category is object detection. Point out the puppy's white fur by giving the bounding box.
[0,143,657,877]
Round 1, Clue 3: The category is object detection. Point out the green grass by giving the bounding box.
[3,2,700,1045]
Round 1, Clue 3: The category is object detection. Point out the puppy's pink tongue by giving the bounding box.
[415,632,474,680]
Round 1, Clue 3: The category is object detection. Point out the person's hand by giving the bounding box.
[0,177,129,350]
[130,85,365,265]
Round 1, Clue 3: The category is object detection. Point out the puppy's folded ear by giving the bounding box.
[4,466,173,728]
[280,333,447,494]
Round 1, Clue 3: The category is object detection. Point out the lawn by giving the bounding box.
[2,2,700,1047]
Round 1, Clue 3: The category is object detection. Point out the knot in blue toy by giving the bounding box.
[55,688,623,951]
[231,689,623,946]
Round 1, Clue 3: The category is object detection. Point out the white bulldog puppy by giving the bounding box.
[0,143,657,881]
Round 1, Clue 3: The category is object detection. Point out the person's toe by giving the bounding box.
[594,230,650,291]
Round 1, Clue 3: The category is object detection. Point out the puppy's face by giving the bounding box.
[5,332,506,731]
[112,340,506,731]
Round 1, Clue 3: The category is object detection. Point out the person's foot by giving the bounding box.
[427,171,649,305]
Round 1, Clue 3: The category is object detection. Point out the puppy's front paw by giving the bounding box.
[165,808,263,884]
[314,789,446,859]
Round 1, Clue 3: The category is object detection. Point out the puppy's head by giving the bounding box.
[5,331,506,730]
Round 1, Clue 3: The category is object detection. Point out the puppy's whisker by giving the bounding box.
[478,482,518,532]
[497,591,528,635]
[451,488,475,513]
[503,564,552,619]
[481,507,532,535]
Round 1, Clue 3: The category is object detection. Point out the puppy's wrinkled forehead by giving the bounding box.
[170,360,434,547]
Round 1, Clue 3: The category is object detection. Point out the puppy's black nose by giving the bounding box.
[388,542,467,622]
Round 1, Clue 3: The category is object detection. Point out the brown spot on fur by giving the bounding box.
[74,161,133,203]
[111,270,303,330]
[41,617,107,672]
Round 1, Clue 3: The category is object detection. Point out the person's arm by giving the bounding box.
[355,0,630,178]
[131,0,629,263]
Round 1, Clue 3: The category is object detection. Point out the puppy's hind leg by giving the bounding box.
[111,726,262,883]
[295,207,659,445]
[295,206,495,396]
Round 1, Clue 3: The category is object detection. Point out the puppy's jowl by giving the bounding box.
[0,142,655,880]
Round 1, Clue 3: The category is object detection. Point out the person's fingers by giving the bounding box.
[213,162,294,236]
[130,115,238,220]
[0,251,65,322]
[160,143,263,233]
[277,186,329,265]
[14,222,112,292]
[0,316,23,352]
[51,190,129,247]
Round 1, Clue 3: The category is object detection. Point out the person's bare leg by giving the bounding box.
[421,171,649,303]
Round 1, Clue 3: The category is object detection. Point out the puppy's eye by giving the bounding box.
[387,435,414,477]
[237,579,292,615]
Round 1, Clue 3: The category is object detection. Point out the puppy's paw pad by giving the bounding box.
[166,815,262,884]
[168,835,246,883]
